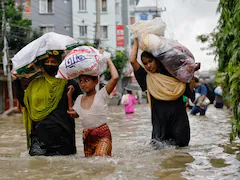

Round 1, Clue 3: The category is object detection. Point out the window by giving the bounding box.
[40,26,54,34]
[79,26,87,37]
[39,0,54,14]
[100,26,108,39]
[79,0,87,11]
[140,14,148,20]
[64,25,70,31]
[101,0,107,12]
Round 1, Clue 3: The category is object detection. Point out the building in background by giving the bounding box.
[121,0,136,51]
[72,0,118,52]
[15,0,31,19]
[135,0,166,22]
[31,0,73,37]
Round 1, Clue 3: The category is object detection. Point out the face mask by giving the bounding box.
[43,65,58,76]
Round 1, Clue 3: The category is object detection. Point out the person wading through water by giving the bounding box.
[12,51,82,156]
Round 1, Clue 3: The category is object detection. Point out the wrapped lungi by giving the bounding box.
[83,123,112,157]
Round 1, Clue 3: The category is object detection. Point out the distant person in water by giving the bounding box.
[121,90,138,114]
[214,85,224,108]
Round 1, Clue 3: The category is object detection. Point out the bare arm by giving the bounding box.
[129,39,141,72]
[67,85,79,118]
[105,58,119,95]
[67,85,75,110]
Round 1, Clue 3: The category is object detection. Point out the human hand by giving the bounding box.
[194,62,201,71]
[67,107,79,118]
[67,85,75,97]
[199,102,205,108]
[10,69,19,81]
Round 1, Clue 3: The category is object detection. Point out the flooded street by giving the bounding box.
[0,104,239,180]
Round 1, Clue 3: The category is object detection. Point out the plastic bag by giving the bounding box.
[12,32,77,71]
[137,33,172,57]
[127,17,166,38]
[214,86,223,96]
[121,94,129,105]
[195,93,210,108]
[156,47,195,83]
[56,46,109,79]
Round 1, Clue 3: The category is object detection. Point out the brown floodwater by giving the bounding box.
[0,104,239,180]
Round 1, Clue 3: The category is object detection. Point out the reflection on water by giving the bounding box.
[0,104,239,179]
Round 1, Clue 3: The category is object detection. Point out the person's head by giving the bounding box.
[78,75,98,93]
[127,90,132,94]
[43,52,62,76]
[141,51,159,73]
[194,77,201,87]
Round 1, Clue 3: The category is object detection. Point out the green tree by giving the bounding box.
[0,0,42,53]
[103,50,129,80]
[197,0,240,141]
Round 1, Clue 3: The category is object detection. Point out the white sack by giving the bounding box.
[11,32,77,70]
[56,46,110,79]
[127,17,166,38]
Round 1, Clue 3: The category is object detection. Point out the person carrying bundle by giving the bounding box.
[11,51,82,156]
[67,57,119,157]
[130,39,195,147]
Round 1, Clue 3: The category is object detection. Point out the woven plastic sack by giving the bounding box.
[56,46,110,79]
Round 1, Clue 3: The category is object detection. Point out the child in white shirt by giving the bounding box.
[67,58,119,157]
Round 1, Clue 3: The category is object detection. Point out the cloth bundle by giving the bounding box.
[56,46,110,79]
[11,32,78,79]
[127,17,196,83]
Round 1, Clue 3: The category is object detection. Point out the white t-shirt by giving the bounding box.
[73,86,109,129]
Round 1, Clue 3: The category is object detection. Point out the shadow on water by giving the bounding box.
[0,104,239,179]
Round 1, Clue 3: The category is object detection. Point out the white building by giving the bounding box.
[135,0,166,22]
[72,0,121,52]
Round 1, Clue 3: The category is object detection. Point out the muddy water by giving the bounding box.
[0,104,239,180]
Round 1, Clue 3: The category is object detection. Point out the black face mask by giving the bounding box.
[43,65,58,76]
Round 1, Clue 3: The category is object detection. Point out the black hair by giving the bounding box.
[127,90,132,94]
[194,77,199,82]
[141,51,155,60]
[79,74,98,81]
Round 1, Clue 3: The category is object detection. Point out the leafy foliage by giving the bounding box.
[198,0,240,141]
[103,50,129,80]
[0,0,42,53]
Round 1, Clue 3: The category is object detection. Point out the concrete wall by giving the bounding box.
[31,0,73,37]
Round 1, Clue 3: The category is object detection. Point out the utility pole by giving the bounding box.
[1,0,5,43]
[95,0,101,48]
[1,0,14,109]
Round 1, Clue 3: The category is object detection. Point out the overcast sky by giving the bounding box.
[137,0,220,71]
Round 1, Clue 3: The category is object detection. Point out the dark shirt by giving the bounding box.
[195,84,208,96]
[134,65,192,147]
[13,77,82,155]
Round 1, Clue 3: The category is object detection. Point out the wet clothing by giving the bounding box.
[190,84,208,116]
[83,124,112,157]
[14,76,82,156]
[214,86,223,108]
[134,66,194,147]
[73,86,112,156]
[214,94,224,108]
[124,94,138,114]
[73,86,109,129]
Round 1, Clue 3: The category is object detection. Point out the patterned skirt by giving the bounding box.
[83,123,112,157]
